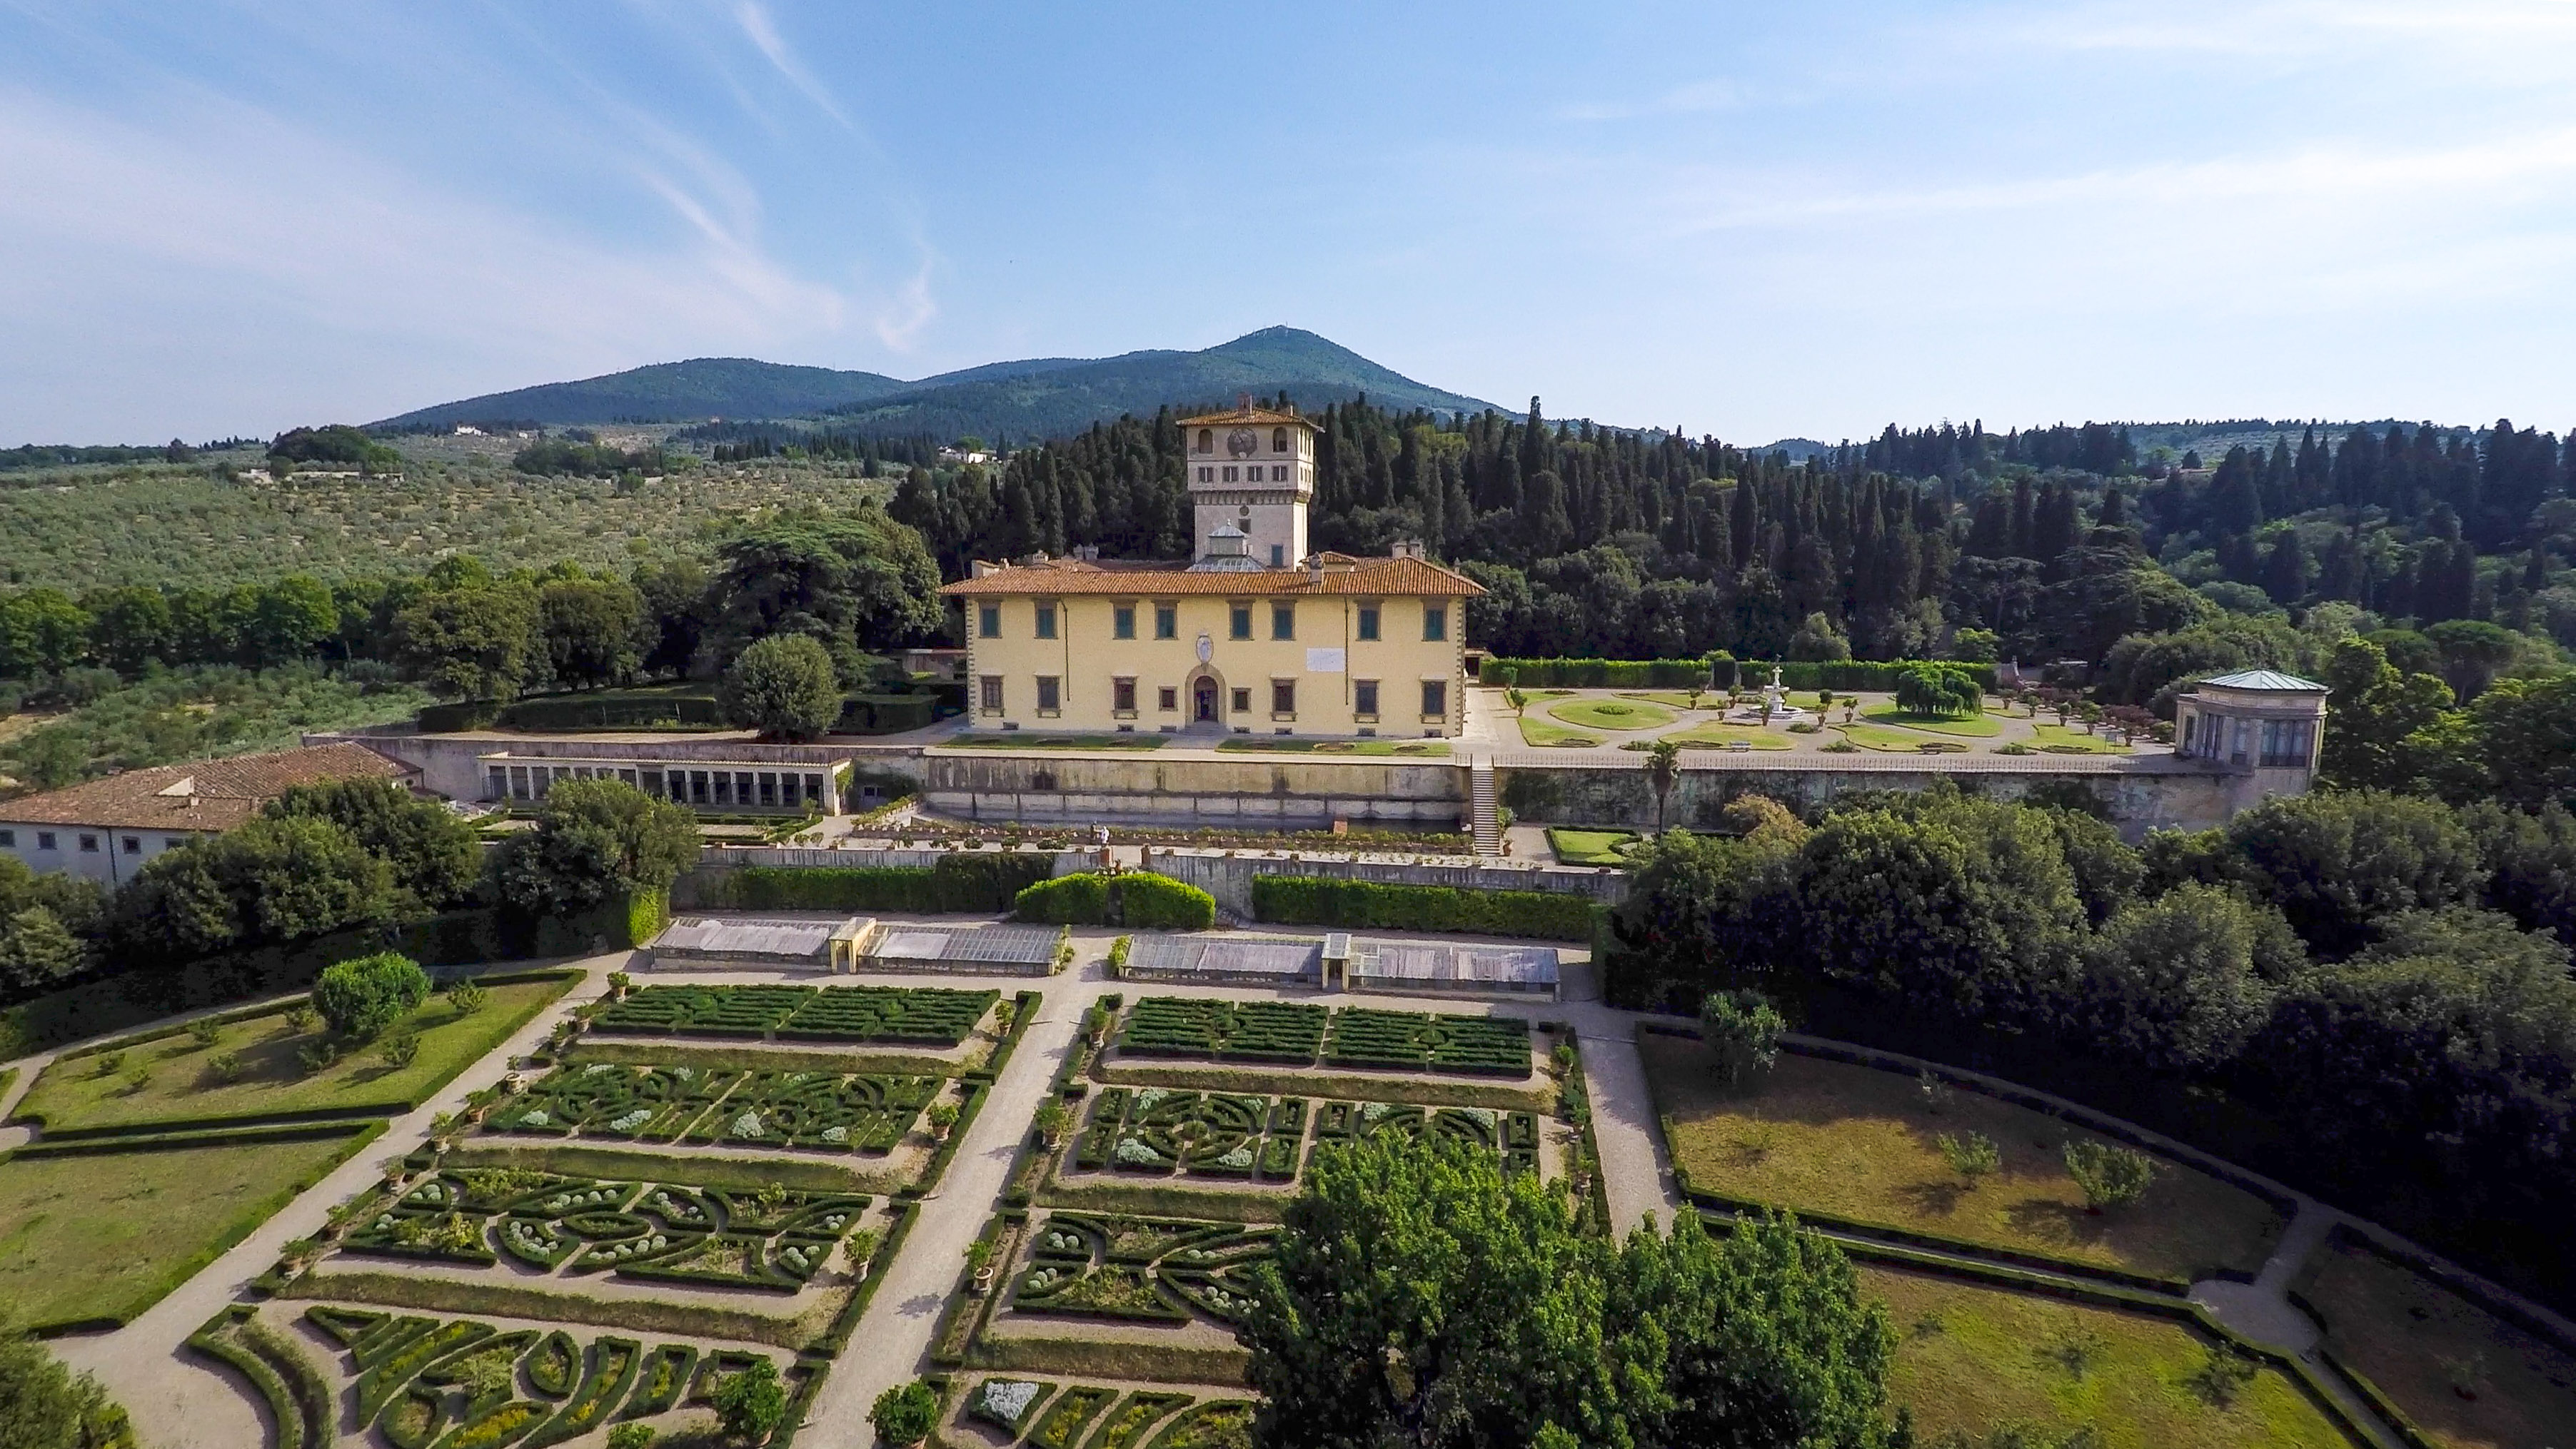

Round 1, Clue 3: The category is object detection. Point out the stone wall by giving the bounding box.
[920,752,1466,830]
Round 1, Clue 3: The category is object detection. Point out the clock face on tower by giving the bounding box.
[1225,428,1258,458]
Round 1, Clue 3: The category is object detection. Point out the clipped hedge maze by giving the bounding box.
[1315,1100,1541,1174]
[592,983,997,1045]
[1074,1087,1309,1181]
[341,1171,866,1291]
[1322,1008,1531,1076]
[297,1307,804,1449]
[484,1060,939,1153]
[1012,1213,1279,1328]
[1118,997,1327,1064]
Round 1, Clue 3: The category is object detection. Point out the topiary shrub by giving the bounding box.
[311,952,432,1041]
[1010,873,1112,925]
[870,1380,940,1446]
[1010,873,1214,930]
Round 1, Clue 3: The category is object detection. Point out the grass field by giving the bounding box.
[944,734,1167,751]
[1641,1034,2283,1281]
[2030,724,2134,754]
[1836,723,1970,753]
[1214,738,1451,756]
[1544,698,1675,731]
[1616,692,1718,709]
[1546,828,1638,864]
[15,977,570,1134]
[1517,717,1601,747]
[1864,1267,2358,1448]
[1859,705,2003,737]
[0,1130,374,1328]
[2297,1238,2576,1449]
[1664,726,1793,749]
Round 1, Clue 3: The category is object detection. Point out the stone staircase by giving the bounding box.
[1469,760,1500,856]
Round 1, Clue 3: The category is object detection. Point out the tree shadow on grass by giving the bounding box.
[2004,1196,2109,1252]
[1892,1178,1972,1219]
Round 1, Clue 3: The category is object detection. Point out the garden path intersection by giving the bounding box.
[4,920,2546,1448]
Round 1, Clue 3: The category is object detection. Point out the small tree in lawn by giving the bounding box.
[1646,738,1683,832]
[1700,989,1786,1093]
[718,633,843,742]
[870,1380,940,1446]
[1935,1131,1999,1183]
[2063,1139,2156,1212]
[312,952,433,1041]
[713,1357,786,1444]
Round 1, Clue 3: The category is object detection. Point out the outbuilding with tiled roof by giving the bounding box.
[0,742,418,885]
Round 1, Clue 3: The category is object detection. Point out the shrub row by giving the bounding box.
[697,854,1056,914]
[1249,877,1598,941]
[1012,872,1217,930]
[1478,656,1998,693]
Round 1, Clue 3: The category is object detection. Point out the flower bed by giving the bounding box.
[1117,997,1327,1064]
[1322,1009,1531,1076]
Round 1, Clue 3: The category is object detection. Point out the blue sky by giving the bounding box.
[5,1,2575,446]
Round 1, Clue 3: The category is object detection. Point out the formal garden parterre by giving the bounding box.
[1110,996,1531,1078]
[590,983,1000,1046]
[483,1059,945,1155]
[954,1375,1252,1449]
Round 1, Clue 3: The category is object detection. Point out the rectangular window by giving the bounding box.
[1197,466,1212,483]
[1223,465,1239,483]
[758,773,778,807]
[1035,603,1057,640]
[1357,605,1381,641]
[121,836,141,855]
[1232,687,1252,715]
[1270,544,1286,567]
[1422,680,1448,720]
[79,834,99,853]
[0,829,13,848]
[1037,676,1062,714]
[1354,680,1379,719]
[1158,686,1177,711]
[1229,605,1253,640]
[1154,602,1177,639]
[1271,603,1295,640]
[690,770,710,804]
[1113,604,1136,640]
[980,675,1004,713]
[36,832,56,851]
[1113,677,1137,713]
[1272,680,1297,717]
[978,604,1000,638]
[712,774,732,807]
[487,767,508,799]
[805,772,826,803]
[1272,465,1288,482]
[1423,606,1448,642]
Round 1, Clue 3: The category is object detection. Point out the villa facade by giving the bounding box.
[940,403,1483,738]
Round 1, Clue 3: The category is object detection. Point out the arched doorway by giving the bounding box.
[1186,667,1225,727]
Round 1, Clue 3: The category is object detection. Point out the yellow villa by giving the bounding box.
[940,403,1484,737]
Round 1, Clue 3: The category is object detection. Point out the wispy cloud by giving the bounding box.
[732,1,852,128]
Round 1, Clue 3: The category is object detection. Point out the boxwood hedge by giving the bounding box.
[1249,877,1596,941]
[1012,873,1216,931]
[699,854,1055,914]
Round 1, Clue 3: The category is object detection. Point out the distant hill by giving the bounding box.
[368,327,1500,439]
[1758,438,1831,461]
[371,358,910,431]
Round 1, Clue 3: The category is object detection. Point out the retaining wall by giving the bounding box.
[919,752,1466,829]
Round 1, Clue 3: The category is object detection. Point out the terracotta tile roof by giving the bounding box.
[0,742,418,833]
[940,554,1486,598]
[1176,405,1319,430]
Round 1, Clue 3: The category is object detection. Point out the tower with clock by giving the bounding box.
[1180,397,1318,568]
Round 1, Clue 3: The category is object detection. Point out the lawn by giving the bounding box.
[1544,697,1676,731]
[1546,828,1638,864]
[0,1129,375,1328]
[1616,692,1719,710]
[945,734,1167,750]
[1214,738,1451,757]
[1517,717,1601,747]
[2296,1237,2576,1449]
[1663,727,1793,750]
[14,976,570,1135]
[1859,705,2003,737]
[2031,724,2134,754]
[1864,1267,2358,1448]
[1836,724,1970,753]
[1641,1034,2283,1281]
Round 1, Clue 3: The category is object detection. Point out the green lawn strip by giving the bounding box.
[1836,722,1969,752]
[0,1066,16,1104]
[1861,1264,2363,1448]
[1516,716,1601,747]
[281,1271,828,1350]
[1859,705,2003,737]
[1638,1032,2280,1283]
[1212,738,1451,757]
[0,1122,383,1332]
[1032,1175,1288,1224]
[1661,726,1793,749]
[1546,828,1637,865]
[1543,697,1675,731]
[966,1336,1252,1387]
[1614,692,1719,709]
[2295,1233,2576,1449]
[16,976,573,1137]
[2029,724,2134,754]
[947,734,1167,751]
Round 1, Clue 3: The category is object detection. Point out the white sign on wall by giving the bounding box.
[1305,647,1347,673]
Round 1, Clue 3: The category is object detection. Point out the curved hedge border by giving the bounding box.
[187,1306,319,1449]
[1249,877,1597,941]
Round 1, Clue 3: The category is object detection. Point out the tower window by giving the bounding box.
[1223,466,1238,483]
[1272,465,1287,482]
[1273,427,1288,452]
[1270,545,1284,567]
[1197,466,1212,483]
[1197,428,1212,452]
